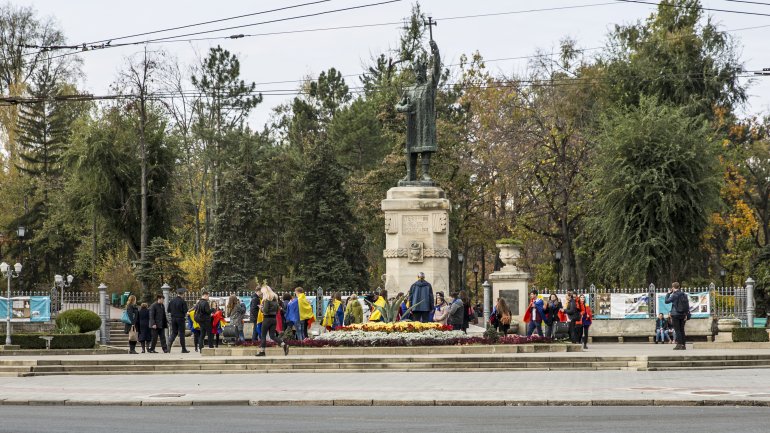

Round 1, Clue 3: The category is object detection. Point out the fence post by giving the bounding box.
[482,280,491,324]
[161,283,171,342]
[746,277,755,328]
[316,287,323,324]
[98,283,108,345]
[648,284,655,317]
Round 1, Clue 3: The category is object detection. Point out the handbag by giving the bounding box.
[121,310,133,325]
[128,326,138,342]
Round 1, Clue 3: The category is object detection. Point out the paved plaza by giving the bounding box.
[0,343,769,406]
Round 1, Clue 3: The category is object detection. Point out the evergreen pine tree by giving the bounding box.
[294,140,369,290]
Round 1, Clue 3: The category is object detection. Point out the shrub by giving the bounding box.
[56,309,101,333]
[497,238,523,246]
[732,327,770,343]
[0,333,95,349]
[54,318,80,334]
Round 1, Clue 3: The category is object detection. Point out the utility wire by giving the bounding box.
[722,0,770,6]
[82,0,334,45]
[617,0,770,16]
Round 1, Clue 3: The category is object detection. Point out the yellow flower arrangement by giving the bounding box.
[340,321,448,333]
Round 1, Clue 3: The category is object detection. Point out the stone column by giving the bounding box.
[381,187,450,295]
[746,277,755,328]
[488,242,529,334]
[98,283,108,345]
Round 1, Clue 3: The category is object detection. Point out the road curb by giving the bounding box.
[1,399,769,407]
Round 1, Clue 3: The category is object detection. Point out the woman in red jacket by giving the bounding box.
[211,300,224,348]
[576,294,593,349]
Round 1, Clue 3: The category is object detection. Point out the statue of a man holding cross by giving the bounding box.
[396,35,440,186]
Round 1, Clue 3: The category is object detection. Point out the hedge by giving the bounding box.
[56,309,102,333]
[0,333,96,349]
[731,328,770,343]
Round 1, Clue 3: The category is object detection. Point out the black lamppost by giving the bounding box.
[720,269,726,288]
[472,263,479,307]
[16,227,25,290]
[554,250,562,291]
[458,253,465,294]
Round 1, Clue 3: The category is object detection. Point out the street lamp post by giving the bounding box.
[2,262,22,348]
[53,274,74,317]
[554,250,562,291]
[472,264,479,309]
[720,269,726,288]
[458,253,465,295]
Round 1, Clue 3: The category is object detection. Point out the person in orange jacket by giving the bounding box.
[576,294,593,349]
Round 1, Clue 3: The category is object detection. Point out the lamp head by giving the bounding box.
[67,275,74,284]
[0,262,8,274]
[55,274,63,284]
[17,226,25,238]
[14,263,22,273]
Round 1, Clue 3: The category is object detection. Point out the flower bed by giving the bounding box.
[336,321,451,333]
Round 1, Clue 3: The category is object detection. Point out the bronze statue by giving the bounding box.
[396,39,440,186]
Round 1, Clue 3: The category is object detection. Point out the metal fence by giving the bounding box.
[548,283,748,321]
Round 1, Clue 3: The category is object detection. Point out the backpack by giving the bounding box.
[194,300,205,324]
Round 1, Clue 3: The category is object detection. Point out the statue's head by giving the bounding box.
[413,58,427,83]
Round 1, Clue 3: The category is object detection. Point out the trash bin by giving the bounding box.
[120,292,131,306]
[111,293,119,307]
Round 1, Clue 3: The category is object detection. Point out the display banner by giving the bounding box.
[610,293,650,319]
[0,296,51,322]
[656,292,710,318]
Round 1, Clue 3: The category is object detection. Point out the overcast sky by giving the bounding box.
[14,0,770,127]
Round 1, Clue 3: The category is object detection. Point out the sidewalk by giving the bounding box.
[0,343,770,406]
[0,366,769,406]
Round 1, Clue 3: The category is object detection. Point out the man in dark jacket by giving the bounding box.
[250,290,261,342]
[148,294,168,353]
[167,288,189,353]
[408,272,434,323]
[195,292,213,351]
[665,282,690,350]
[564,291,580,344]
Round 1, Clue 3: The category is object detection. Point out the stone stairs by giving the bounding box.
[3,354,770,377]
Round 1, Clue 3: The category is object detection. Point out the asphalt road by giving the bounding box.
[0,406,767,433]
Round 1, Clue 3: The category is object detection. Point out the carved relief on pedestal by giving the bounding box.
[432,213,447,233]
[424,248,451,258]
[384,214,398,234]
[408,241,424,263]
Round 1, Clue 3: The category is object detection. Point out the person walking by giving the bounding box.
[576,294,593,349]
[665,282,690,350]
[211,301,224,348]
[167,288,189,353]
[194,291,213,351]
[655,313,671,344]
[447,291,464,331]
[124,295,139,354]
[432,292,449,325]
[544,294,564,339]
[227,295,247,344]
[564,291,581,343]
[492,297,512,335]
[344,294,363,325]
[250,289,261,343]
[136,302,152,353]
[523,290,545,337]
[368,290,388,322]
[256,285,289,356]
[408,272,434,323]
[148,294,169,353]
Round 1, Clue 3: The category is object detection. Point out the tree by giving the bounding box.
[294,140,369,290]
[591,97,720,284]
[134,237,186,299]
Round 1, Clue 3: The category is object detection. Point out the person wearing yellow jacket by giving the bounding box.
[186,308,201,352]
[368,290,388,322]
[288,287,315,340]
[322,292,344,330]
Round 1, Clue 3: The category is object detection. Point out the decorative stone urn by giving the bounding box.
[715,318,742,343]
[496,241,522,273]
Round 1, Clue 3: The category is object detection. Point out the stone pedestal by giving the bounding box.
[381,187,450,294]
[715,318,742,343]
[488,243,529,334]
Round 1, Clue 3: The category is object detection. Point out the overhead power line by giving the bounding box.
[723,0,770,6]
[617,0,770,16]
[82,0,334,45]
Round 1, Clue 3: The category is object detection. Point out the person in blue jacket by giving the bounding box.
[408,272,435,323]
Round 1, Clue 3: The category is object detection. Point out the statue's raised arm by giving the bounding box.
[429,40,440,85]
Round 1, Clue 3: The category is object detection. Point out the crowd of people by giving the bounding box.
[122,276,691,354]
